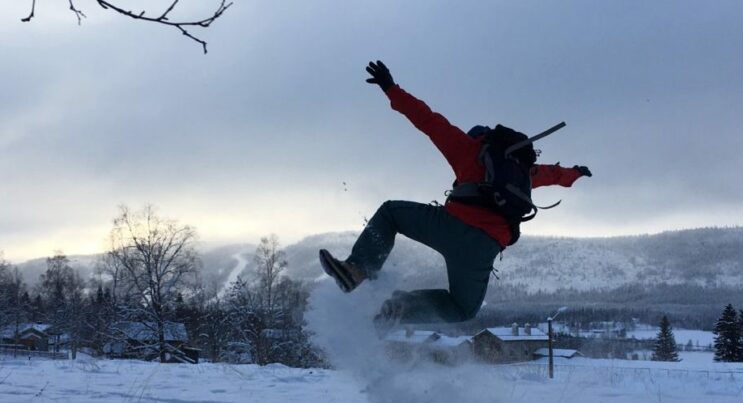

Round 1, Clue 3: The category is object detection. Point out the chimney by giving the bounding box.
[511,323,519,336]
[524,323,532,336]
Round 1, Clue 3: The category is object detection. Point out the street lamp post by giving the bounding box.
[548,316,554,379]
[548,306,567,379]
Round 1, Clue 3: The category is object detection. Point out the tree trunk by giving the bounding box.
[159,321,167,363]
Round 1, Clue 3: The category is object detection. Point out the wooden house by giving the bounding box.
[103,321,198,363]
[0,323,53,351]
[384,329,473,365]
[473,323,548,363]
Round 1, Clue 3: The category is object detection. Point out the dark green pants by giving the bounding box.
[346,200,502,323]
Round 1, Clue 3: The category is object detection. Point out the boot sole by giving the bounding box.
[319,249,356,293]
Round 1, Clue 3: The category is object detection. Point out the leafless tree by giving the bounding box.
[108,205,199,362]
[254,234,288,321]
[96,249,134,309]
[223,236,320,366]
[21,0,233,53]
[38,252,76,307]
[37,252,87,358]
[62,272,87,359]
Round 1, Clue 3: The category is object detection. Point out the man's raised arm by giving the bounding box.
[365,60,478,172]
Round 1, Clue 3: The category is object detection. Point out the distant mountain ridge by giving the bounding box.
[14,227,743,295]
[283,227,743,294]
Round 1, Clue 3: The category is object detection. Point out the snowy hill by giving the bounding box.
[282,227,743,293]
[15,254,100,286]
[15,227,743,296]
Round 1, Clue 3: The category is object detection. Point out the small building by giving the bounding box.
[473,323,548,363]
[104,321,198,363]
[384,329,473,365]
[427,334,474,365]
[0,323,53,351]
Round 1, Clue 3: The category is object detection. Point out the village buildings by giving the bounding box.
[0,323,67,358]
[103,321,199,363]
[382,323,581,365]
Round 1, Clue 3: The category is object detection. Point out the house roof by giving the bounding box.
[110,321,188,342]
[430,335,472,348]
[0,323,52,339]
[533,348,583,358]
[385,330,440,344]
[476,327,549,342]
[385,330,473,347]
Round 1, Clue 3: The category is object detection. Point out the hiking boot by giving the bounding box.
[319,249,367,293]
[373,297,406,337]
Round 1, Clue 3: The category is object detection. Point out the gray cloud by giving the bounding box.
[1,0,742,261]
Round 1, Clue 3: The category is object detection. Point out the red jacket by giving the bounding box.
[386,85,582,247]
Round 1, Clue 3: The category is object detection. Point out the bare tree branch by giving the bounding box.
[22,0,232,53]
[96,0,232,54]
[160,0,181,20]
[21,0,36,22]
[68,1,87,25]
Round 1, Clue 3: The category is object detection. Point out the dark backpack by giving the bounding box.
[447,122,565,245]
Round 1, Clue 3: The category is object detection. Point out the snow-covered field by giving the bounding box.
[2,354,743,403]
[627,326,716,349]
[3,278,742,403]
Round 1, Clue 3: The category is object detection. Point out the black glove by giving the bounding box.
[365,60,395,92]
[574,165,592,177]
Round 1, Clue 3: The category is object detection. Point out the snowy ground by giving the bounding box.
[3,277,742,403]
[626,326,716,349]
[2,354,743,403]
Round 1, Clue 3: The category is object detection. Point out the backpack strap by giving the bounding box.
[504,183,561,222]
[505,121,566,157]
[449,182,543,221]
[448,182,494,203]
[478,144,495,182]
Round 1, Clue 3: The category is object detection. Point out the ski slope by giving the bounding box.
[218,249,250,297]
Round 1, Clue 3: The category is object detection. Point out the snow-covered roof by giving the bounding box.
[0,323,52,338]
[429,335,472,348]
[477,327,549,342]
[534,348,583,358]
[384,330,472,348]
[110,321,188,342]
[385,330,440,344]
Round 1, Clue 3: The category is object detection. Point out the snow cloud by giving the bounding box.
[2,0,743,260]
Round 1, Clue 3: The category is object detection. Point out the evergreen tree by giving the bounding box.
[651,315,679,362]
[738,309,743,361]
[713,304,742,362]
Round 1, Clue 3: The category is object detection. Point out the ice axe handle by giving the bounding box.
[505,121,566,156]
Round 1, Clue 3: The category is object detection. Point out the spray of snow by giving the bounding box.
[306,271,511,403]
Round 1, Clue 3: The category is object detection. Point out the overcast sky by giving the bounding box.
[1,0,742,262]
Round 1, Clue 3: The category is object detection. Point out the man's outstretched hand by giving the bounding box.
[366,60,395,92]
[574,165,593,177]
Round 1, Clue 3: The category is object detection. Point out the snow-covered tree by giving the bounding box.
[713,304,742,362]
[651,315,679,362]
[38,252,88,356]
[0,257,30,354]
[222,236,323,367]
[39,253,77,309]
